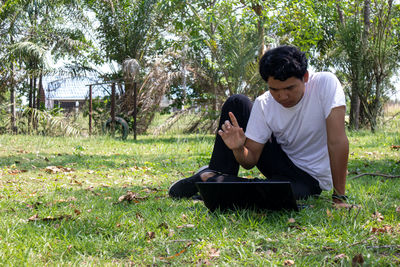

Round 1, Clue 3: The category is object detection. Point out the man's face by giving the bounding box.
[267,72,309,108]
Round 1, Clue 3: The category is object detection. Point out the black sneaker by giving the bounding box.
[168,167,214,199]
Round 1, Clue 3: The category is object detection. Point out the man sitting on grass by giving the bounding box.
[169,45,350,207]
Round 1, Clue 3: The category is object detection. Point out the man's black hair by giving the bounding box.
[259,45,308,82]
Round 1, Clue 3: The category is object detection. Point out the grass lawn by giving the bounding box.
[0,115,399,265]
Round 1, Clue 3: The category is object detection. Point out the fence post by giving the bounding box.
[111,83,116,135]
[89,85,92,136]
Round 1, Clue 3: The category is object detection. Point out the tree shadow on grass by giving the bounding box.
[348,158,400,177]
[0,150,209,171]
[123,135,215,145]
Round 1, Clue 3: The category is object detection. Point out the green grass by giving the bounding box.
[0,116,399,265]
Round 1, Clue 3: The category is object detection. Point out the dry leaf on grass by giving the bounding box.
[371,225,394,234]
[177,224,195,229]
[181,214,188,221]
[26,202,43,209]
[28,214,72,222]
[372,211,384,222]
[158,222,168,229]
[8,169,28,175]
[70,179,82,185]
[117,191,148,203]
[284,259,295,266]
[142,187,160,193]
[45,166,75,174]
[334,253,347,262]
[48,197,77,206]
[145,231,155,241]
[326,209,332,217]
[351,253,364,267]
[159,242,192,260]
[208,247,220,258]
[289,224,306,231]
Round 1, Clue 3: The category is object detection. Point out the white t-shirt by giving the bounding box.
[245,72,346,190]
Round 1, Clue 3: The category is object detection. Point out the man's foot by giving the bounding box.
[168,166,215,199]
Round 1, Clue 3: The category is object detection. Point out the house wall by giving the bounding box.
[51,100,86,112]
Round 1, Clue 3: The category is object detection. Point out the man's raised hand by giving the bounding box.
[218,112,246,151]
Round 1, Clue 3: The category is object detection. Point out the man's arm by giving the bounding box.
[326,106,349,205]
[218,112,265,169]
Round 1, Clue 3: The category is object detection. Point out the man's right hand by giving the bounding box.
[218,112,246,151]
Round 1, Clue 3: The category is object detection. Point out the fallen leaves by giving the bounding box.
[333,253,347,262]
[287,217,306,230]
[372,211,384,222]
[351,253,364,267]
[159,242,192,260]
[117,191,148,203]
[145,231,155,241]
[371,225,394,234]
[26,197,77,210]
[8,169,28,175]
[284,259,295,266]
[176,224,195,229]
[208,247,220,259]
[45,166,75,174]
[326,209,332,218]
[28,214,72,222]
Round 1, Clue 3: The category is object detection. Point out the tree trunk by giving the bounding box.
[29,76,33,108]
[10,62,17,134]
[256,4,266,61]
[32,77,37,109]
[37,73,44,109]
[349,84,360,130]
[336,2,345,25]
[363,0,371,41]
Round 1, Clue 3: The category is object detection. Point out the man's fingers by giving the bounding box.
[224,120,231,129]
[228,112,240,127]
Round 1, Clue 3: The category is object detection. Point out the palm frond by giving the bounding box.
[9,41,48,65]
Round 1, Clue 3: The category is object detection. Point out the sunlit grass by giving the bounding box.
[0,108,399,265]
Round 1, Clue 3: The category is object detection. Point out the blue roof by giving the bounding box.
[44,77,110,100]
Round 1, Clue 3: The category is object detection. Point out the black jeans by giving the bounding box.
[207,94,322,200]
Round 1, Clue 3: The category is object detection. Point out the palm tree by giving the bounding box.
[1,0,95,133]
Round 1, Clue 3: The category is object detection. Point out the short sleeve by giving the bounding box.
[319,73,346,118]
[245,98,272,144]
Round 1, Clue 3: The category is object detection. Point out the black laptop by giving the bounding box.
[195,181,299,212]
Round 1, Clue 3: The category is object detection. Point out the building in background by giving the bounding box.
[44,77,108,111]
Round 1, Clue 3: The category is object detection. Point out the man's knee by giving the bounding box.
[221,94,252,111]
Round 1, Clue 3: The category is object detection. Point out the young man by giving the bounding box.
[169,45,349,207]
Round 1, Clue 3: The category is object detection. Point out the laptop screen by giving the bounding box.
[196,181,298,212]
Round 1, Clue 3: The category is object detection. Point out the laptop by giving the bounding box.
[195,181,299,212]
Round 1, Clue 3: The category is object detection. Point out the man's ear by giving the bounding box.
[303,71,309,83]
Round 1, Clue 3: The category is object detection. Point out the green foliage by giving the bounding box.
[314,0,400,131]
[82,96,111,134]
[170,0,265,110]
[85,0,164,63]
[0,103,82,136]
[272,0,325,51]
[2,0,400,135]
